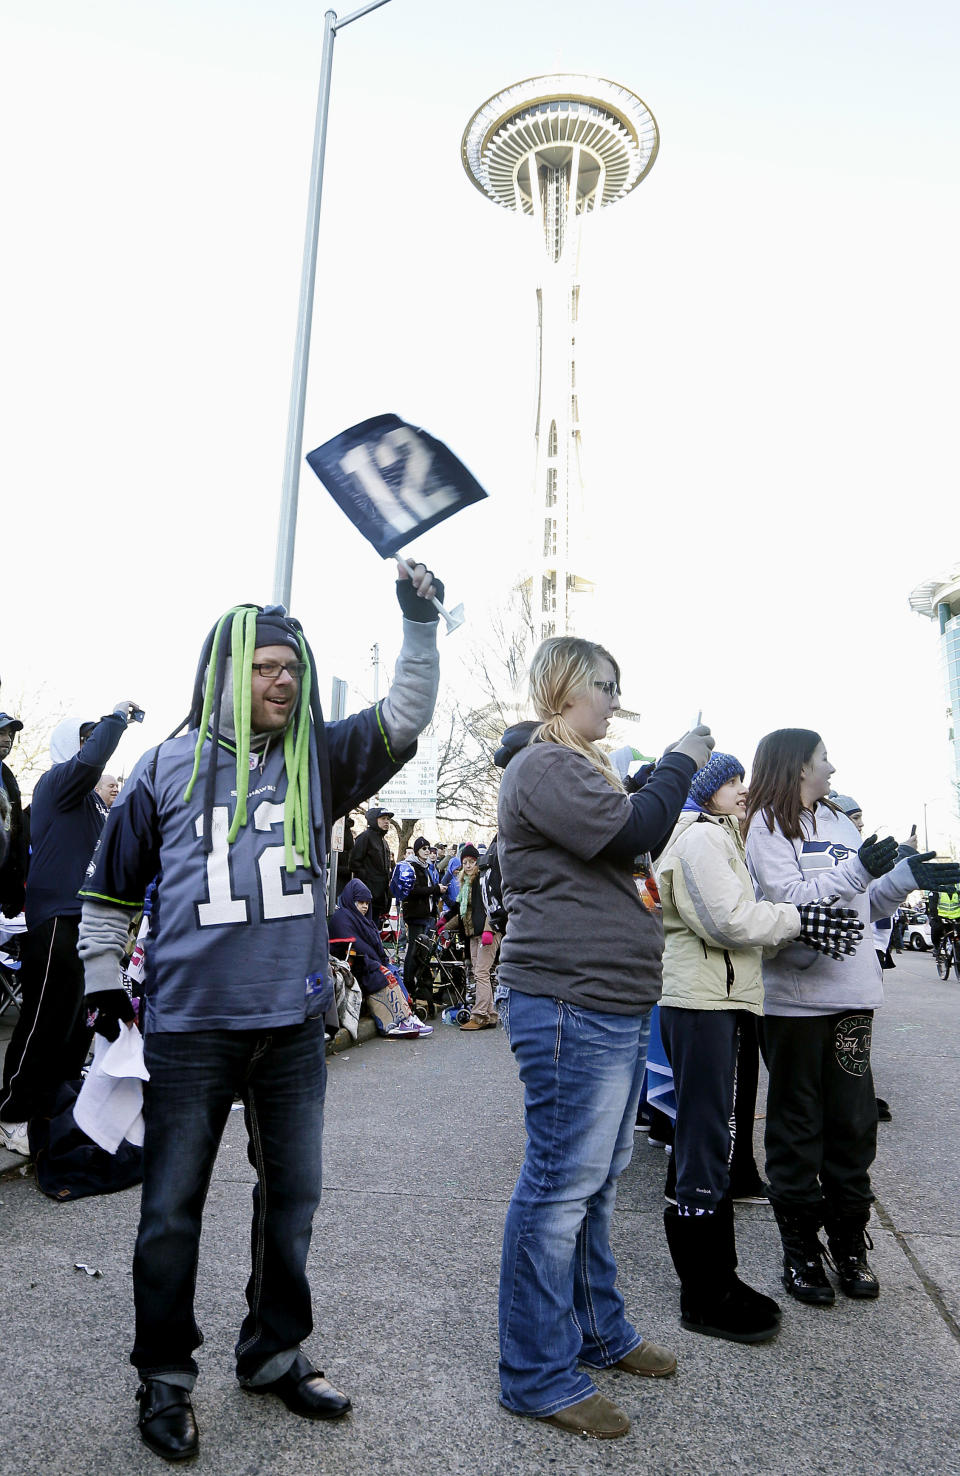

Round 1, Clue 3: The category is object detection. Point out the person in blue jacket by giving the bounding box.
[76,563,442,1463]
[0,700,141,1155]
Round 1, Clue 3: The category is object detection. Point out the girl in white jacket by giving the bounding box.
[656,752,862,1343]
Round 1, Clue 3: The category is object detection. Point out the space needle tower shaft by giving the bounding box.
[462,77,659,640]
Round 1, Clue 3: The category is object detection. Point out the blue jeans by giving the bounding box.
[498,992,652,1416]
[131,1020,326,1386]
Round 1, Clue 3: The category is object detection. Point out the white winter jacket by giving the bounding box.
[656,810,801,1015]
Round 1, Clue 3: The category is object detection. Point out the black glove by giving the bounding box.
[905,853,960,892]
[396,566,444,622]
[857,834,899,879]
[797,896,865,960]
[86,987,136,1042]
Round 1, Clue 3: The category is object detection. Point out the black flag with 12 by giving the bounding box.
[306,413,488,558]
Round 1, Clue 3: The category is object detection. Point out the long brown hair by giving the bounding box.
[742,728,838,841]
[528,636,624,792]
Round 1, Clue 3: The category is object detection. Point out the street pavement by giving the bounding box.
[1,948,959,1475]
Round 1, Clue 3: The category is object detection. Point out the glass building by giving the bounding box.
[909,563,960,794]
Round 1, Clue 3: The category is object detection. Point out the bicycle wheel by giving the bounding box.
[954,937,960,981]
[936,945,952,980]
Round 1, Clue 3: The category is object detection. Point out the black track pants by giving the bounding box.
[660,1007,739,1211]
[0,915,91,1122]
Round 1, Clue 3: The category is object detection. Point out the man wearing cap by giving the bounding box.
[350,805,396,923]
[0,712,26,915]
[76,564,442,1462]
[0,701,141,1156]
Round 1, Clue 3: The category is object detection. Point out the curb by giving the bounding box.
[326,1016,379,1055]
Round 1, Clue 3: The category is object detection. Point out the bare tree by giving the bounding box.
[362,585,538,845]
[1,685,67,800]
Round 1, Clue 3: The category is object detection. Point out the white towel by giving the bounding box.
[74,1025,150,1154]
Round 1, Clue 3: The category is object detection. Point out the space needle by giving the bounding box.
[462,76,659,639]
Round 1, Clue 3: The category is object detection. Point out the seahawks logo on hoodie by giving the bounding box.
[800,840,856,870]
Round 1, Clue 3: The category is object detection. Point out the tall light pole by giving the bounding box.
[273,0,394,609]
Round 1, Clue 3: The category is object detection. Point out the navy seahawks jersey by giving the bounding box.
[81,709,412,1033]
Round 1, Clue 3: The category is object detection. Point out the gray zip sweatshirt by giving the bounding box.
[744,804,915,1017]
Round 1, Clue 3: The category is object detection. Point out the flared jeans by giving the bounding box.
[498,991,651,1416]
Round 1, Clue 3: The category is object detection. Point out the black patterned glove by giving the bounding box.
[797,897,864,960]
[857,834,899,879]
[396,566,444,622]
[85,987,136,1042]
[906,853,960,891]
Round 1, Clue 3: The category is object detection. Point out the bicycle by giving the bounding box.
[934,927,960,981]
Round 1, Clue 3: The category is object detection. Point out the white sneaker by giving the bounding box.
[414,1020,434,1037]
[0,1119,30,1156]
[386,1018,422,1038]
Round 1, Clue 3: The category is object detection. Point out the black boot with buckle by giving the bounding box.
[824,1205,880,1298]
[772,1204,835,1306]
[136,1379,199,1462]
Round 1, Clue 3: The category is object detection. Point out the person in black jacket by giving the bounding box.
[0,713,27,919]
[350,806,395,922]
[0,702,141,1155]
[402,835,440,996]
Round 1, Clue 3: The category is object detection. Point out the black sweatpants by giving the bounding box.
[0,915,91,1122]
[660,1007,740,1210]
[761,1011,877,1214]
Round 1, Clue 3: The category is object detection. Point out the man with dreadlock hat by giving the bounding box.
[77,561,443,1463]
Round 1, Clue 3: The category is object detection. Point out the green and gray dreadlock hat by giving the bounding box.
[183,604,326,877]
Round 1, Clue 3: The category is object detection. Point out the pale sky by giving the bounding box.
[3,0,958,844]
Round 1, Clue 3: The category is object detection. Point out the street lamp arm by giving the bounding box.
[335,0,393,32]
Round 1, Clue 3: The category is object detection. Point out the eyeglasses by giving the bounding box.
[251,661,307,680]
[593,680,621,698]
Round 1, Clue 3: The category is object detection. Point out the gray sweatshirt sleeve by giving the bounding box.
[78,898,131,995]
[379,619,440,752]
[867,857,918,921]
[746,823,873,904]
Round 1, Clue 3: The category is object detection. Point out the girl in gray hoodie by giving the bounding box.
[744,727,959,1306]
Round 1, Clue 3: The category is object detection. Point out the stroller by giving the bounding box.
[408,924,470,1021]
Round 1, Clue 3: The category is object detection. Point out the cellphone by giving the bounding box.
[130,706,145,723]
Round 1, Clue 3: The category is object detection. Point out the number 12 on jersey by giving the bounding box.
[195,803,315,927]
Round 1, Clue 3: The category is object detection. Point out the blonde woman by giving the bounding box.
[495,636,713,1440]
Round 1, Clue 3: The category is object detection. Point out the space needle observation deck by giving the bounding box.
[462,75,659,639]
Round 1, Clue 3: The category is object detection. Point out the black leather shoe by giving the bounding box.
[248,1352,351,1420]
[136,1380,199,1461]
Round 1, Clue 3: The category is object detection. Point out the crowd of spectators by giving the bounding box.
[1,613,959,1457]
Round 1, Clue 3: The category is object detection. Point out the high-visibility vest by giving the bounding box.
[937,890,960,921]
